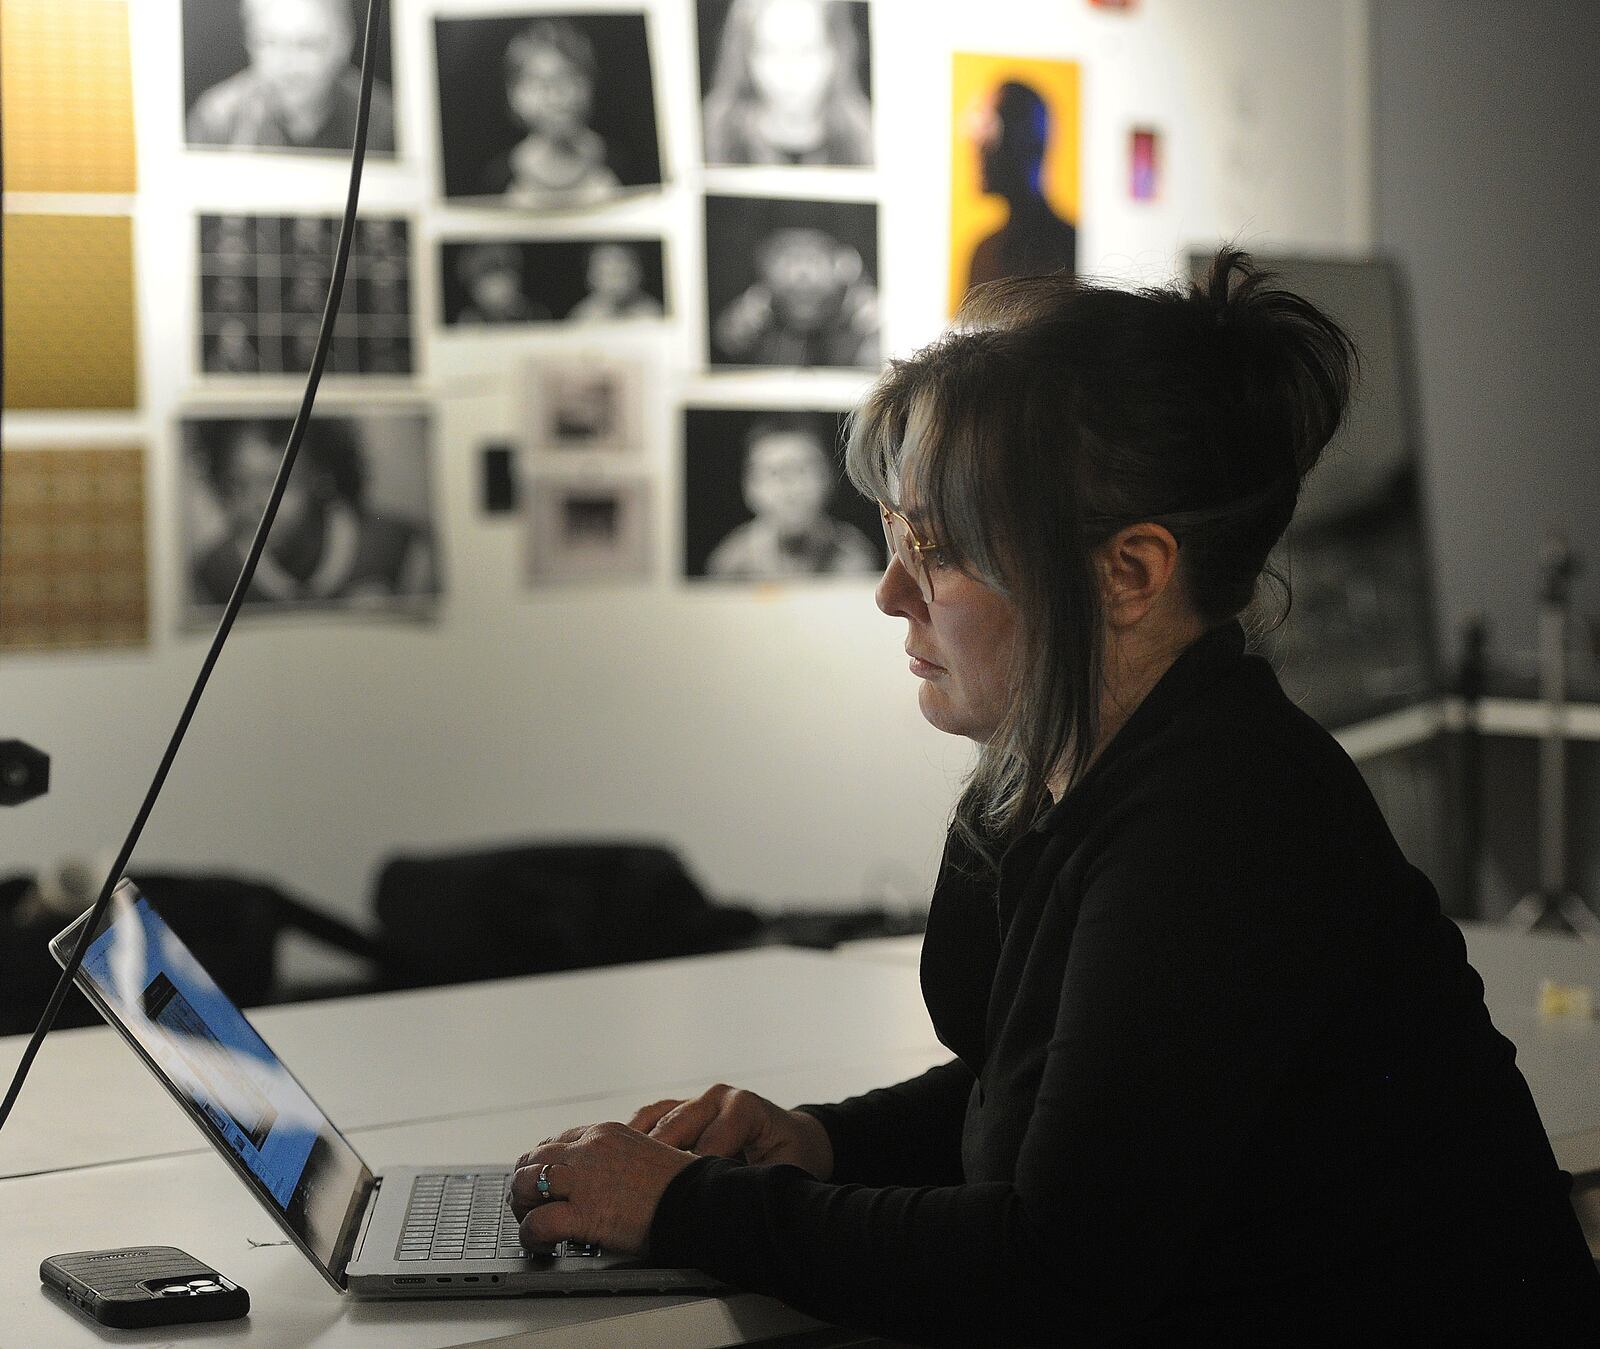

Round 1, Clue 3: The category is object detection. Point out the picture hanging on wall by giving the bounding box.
[434,12,662,207]
[2,0,138,193]
[949,52,1080,313]
[438,237,667,326]
[524,475,653,585]
[2,213,139,410]
[682,406,884,581]
[696,0,874,167]
[703,195,880,369]
[179,407,440,623]
[0,446,148,652]
[198,214,413,376]
[522,355,643,454]
[182,0,397,155]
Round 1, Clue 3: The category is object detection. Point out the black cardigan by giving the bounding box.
[650,622,1600,1344]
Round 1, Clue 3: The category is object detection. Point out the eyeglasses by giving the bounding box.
[879,501,944,604]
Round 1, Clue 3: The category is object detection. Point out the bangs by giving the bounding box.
[844,334,1026,594]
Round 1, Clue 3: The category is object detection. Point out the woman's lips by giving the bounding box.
[908,652,945,678]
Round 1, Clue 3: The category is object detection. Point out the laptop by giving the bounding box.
[50,878,725,1298]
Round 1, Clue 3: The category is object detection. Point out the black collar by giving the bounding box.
[1032,619,1249,834]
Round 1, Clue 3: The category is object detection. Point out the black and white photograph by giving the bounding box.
[525,475,653,585]
[697,0,874,167]
[434,13,662,207]
[199,214,414,376]
[439,237,667,326]
[182,0,398,155]
[704,195,880,369]
[683,407,883,581]
[522,355,643,453]
[180,408,439,620]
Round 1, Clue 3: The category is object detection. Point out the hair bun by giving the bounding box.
[1197,247,1359,482]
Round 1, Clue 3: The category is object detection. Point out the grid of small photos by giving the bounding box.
[197,214,414,377]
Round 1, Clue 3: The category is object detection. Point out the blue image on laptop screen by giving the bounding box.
[77,888,366,1266]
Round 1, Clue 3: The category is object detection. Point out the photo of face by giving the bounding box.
[433,13,662,205]
[684,408,885,582]
[507,28,593,138]
[184,412,438,617]
[699,0,873,166]
[440,238,667,327]
[183,0,397,154]
[706,196,881,369]
[742,428,832,535]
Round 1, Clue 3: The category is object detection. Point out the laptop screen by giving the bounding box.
[53,880,371,1284]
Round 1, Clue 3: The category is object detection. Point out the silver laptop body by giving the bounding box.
[50,879,723,1299]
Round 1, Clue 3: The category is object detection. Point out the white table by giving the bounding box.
[0,949,946,1347]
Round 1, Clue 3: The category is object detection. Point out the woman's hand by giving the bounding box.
[508,1123,697,1255]
[627,1083,834,1180]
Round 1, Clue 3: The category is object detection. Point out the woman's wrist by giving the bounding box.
[787,1107,835,1182]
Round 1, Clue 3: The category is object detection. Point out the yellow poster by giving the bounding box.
[949,53,1081,315]
[2,213,139,410]
[0,0,137,193]
[0,446,148,651]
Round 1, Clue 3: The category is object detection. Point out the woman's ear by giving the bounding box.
[1098,523,1181,629]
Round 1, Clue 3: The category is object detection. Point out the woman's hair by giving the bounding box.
[845,247,1358,865]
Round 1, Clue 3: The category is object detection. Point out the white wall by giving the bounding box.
[0,0,1370,940]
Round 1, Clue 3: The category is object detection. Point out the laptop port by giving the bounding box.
[464,1276,479,1283]
[393,1277,423,1285]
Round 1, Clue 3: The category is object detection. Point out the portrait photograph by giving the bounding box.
[697,0,874,167]
[198,213,414,377]
[524,475,653,585]
[182,0,398,155]
[434,12,662,207]
[949,52,1080,313]
[438,237,667,327]
[704,195,880,370]
[682,406,884,581]
[521,355,643,453]
[180,408,439,621]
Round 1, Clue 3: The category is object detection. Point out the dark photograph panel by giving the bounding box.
[182,0,397,155]
[439,238,667,326]
[180,409,439,620]
[434,13,662,206]
[697,0,873,166]
[704,195,880,369]
[199,214,414,376]
[683,407,884,581]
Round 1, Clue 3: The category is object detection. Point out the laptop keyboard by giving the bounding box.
[395,1172,526,1262]
[394,1172,601,1263]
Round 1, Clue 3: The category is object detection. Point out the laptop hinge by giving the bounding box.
[335,1170,380,1285]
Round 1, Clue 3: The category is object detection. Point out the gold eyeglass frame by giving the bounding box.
[878,501,944,603]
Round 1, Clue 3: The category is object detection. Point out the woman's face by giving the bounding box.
[875,510,1019,744]
[748,0,836,118]
[508,44,592,135]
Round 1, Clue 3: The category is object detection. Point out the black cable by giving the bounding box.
[0,0,385,1135]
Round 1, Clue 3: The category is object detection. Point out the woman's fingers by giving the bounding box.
[626,1098,685,1134]
[644,1084,736,1149]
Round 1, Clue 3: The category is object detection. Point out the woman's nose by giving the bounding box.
[875,550,925,619]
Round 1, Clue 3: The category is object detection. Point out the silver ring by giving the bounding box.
[535,1164,553,1201]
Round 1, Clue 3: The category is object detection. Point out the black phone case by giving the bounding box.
[40,1246,249,1329]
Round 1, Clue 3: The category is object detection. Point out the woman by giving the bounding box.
[508,252,1600,1343]
[701,0,873,166]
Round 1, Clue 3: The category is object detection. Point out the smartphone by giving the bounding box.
[40,1246,249,1329]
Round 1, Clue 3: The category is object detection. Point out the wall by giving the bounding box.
[1371,0,1600,675]
[0,0,1371,946]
